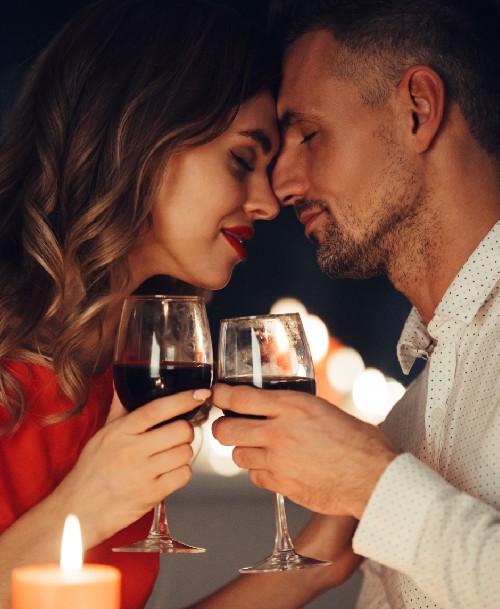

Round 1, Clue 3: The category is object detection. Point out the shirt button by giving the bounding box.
[431,407,445,422]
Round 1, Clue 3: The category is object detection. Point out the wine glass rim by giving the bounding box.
[124,294,205,302]
[220,312,302,323]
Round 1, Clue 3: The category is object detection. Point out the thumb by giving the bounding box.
[106,389,128,424]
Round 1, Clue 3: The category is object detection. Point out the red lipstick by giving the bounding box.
[221,225,254,259]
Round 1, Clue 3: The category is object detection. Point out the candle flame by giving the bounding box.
[60,514,83,572]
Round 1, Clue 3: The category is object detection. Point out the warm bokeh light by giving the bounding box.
[352,368,389,424]
[386,378,406,408]
[326,346,365,394]
[302,314,330,363]
[270,298,308,319]
[207,449,241,477]
[275,321,290,353]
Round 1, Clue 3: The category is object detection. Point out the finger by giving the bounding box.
[212,416,268,448]
[121,388,211,434]
[231,446,268,470]
[248,468,282,494]
[212,383,280,418]
[127,420,195,463]
[156,464,193,498]
[149,443,194,476]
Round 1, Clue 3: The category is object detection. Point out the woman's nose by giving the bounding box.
[245,180,280,221]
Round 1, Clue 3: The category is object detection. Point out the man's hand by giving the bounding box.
[212,383,398,520]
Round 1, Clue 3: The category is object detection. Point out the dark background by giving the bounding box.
[0,0,418,386]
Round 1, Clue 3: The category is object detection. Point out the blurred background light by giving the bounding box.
[302,314,330,363]
[352,367,388,423]
[326,346,365,394]
[270,297,308,319]
[386,378,406,409]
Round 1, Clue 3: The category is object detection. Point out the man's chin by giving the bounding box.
[317,244,384,280]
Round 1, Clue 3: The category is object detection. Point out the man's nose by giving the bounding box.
[272,146,308,207]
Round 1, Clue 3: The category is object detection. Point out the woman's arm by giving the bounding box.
[184,513,362,609]
[0,390,208,608]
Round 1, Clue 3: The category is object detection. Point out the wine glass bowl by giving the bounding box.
[112,295,212,553]
[218,313,332,572]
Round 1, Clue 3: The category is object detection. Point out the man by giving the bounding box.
[208,1,500,608]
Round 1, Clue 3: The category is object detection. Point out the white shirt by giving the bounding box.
[352,221,500,609]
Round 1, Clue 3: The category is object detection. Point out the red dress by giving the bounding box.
[0,362,158,609]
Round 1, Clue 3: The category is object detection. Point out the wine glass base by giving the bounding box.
[113,536,206,554]
[239,550,331,573]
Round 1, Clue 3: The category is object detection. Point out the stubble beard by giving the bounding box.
[312,150,430,282]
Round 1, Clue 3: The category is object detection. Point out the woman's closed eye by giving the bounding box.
[230,150,254,173]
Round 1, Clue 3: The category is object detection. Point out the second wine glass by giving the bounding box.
[218,313,332,572]
[112,295,212,553]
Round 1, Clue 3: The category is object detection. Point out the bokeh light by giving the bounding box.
[352,368,388,423]
[302,314,330,363]
[386,378,406,408]
[326,346,365,394]
[270,298,308,319]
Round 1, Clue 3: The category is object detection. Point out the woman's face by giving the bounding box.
[130,92,280,290]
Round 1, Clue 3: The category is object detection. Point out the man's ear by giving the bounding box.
[398,65,444,153]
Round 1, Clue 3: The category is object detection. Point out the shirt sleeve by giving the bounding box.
[355,561,392,609]
[352,453,500,609]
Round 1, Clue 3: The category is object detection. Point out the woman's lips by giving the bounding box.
[221,225,254,259]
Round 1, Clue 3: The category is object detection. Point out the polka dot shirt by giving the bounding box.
[352,221,500,609]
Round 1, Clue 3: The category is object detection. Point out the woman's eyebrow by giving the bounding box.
[237,129,273,154]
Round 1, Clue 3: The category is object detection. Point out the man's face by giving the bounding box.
[273,30,426,279]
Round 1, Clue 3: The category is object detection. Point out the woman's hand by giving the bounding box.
[55,388,211,548]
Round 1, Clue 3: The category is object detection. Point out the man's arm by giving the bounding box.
[353,453,500,609]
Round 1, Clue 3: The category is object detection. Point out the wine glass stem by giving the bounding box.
[273,493,295,552]
[149,499,172,539]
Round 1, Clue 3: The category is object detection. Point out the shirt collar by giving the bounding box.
[397,221,500,374]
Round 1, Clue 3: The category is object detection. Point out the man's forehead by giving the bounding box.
[282,30,336,79]
[278,30,337,118]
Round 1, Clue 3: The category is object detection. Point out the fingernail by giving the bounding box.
[193,389,211,400]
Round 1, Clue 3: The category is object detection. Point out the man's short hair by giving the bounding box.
[269,0,500,155]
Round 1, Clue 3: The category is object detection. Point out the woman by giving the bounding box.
[0,1,279,607]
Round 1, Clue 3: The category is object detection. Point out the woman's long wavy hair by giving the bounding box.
[0,0,279,433]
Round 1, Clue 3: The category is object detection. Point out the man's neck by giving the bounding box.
[387,151,500,324]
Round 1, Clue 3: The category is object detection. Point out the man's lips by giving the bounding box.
[221,225,255,259]
[298,209,326,237]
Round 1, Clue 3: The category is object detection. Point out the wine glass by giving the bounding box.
[112,295,212,553]
[218,313,331,572]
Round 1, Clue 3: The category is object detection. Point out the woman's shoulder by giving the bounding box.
[1,360,113,421]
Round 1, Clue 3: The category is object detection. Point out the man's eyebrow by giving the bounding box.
[279,109,320,130]
[238,129,273,154]
[279,110,295,129]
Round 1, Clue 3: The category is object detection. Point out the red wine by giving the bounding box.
[219,376,316,418]
[113,362,212,423]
